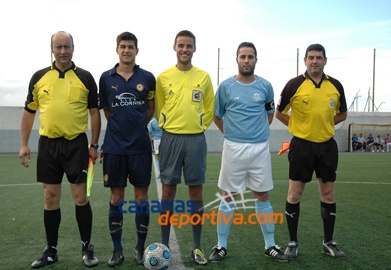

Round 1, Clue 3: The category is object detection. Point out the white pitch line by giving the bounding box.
[196,179,391,185]
[1,179,390,188]
[152,155,194,270]
[0,183,41,187]
[273,180,391,185]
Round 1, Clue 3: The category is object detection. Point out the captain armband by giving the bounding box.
[265,100,275,111]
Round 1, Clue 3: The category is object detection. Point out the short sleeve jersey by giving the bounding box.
[277,71,347,143]
[215,76,275,143]
[24,62,99,140]
[99,64,156,154]
[155,65,215,134]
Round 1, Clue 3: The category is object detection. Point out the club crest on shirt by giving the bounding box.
[192,90,202,102]
[329,98,335,108]
[136,84,144,92]
[253,93,261,102]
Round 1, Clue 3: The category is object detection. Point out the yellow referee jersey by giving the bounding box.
[24,63,99,140]
[277,72,347,143]
[155,65,215,134]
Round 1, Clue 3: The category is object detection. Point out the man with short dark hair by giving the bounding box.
[352,133,359,151]
[209,41,287,263]
[276,43,347,259]
[357,133,366,151]
[155,30,215,266]
[99,31,155,267]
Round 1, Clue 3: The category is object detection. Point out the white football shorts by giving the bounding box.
[218,139,274,193]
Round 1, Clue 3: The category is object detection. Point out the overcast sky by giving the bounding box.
[1,0,390,111]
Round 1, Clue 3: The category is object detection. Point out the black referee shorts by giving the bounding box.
[37,133,89,184]
[288,136,338,183]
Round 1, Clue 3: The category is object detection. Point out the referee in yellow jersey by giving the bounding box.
[19,31,101,268]
[155,30,215,266]
[275,44,347,259]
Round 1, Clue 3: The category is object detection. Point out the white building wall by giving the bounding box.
[1,106,390,153]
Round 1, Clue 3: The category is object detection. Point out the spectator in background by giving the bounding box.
[148,117,162,178]
[374,135,384,152]
[385,134,391,152]
[366,134,375,152]
[357,133,366,151]
[351,134,359,151]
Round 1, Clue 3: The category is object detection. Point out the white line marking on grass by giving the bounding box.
[152,155,194,270]
[205,179,391,185]
[336,181,391,185]
[271,180,391,185]
[0,183,41,187]
[1,180,390,187]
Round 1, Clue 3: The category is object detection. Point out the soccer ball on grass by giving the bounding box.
[143,243,170,270]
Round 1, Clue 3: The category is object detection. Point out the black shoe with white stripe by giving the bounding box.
[191,248,208,265]
[265,245,289,262]
[284,241,299,258]
[322,240,345,258]
[31,246,58,268]
[82,243,99,267]
[209,246,227,262]
[108,250,124,267]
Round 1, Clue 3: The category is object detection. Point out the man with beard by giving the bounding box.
[209,42,288,263]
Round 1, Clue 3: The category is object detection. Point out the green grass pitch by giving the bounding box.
[0,152,390,269]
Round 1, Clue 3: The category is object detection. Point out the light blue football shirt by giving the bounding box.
[214,76,275,143]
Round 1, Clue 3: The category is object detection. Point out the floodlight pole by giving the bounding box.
[355,90,360,111]
[296,48,299,76]
[348,90,361,112]
[376,102,385,112]
[364,88,371,112]
[217,48,220,86]
[372,48,376,112]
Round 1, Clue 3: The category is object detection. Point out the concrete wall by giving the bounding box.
[208,111,391,153]
[1,106,390,153]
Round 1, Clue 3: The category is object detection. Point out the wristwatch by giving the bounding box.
[90,143,99,149]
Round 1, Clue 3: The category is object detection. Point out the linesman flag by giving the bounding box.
[278,142,290,156]
[87,157,94,197]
